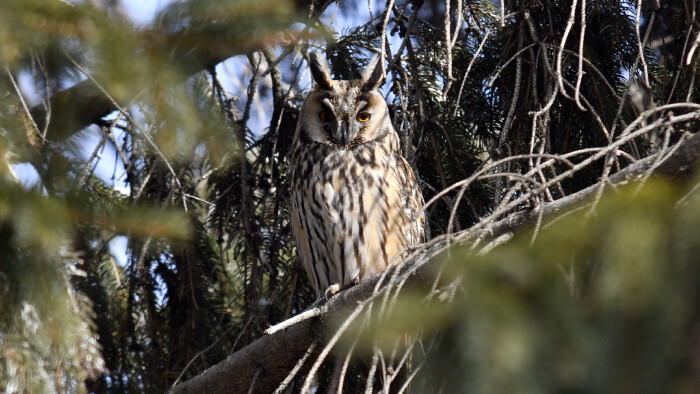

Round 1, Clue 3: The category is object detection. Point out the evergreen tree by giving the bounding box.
[1,0,698,392]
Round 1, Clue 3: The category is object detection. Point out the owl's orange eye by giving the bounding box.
[319,110,334,122]
[357,112,371,122]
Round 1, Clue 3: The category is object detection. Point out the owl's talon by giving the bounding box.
[324,284,341,300]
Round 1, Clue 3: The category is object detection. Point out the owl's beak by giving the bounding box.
[338,120,350,146]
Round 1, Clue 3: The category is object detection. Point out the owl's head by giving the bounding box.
[297,52,392,149]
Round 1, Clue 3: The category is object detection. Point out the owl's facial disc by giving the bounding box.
[317,92,376,147]
[302,63,387,148]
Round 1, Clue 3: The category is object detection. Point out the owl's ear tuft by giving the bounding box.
[361,54,384,91]
[308,51,333,90]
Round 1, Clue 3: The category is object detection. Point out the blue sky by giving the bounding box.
[121,0,171,25]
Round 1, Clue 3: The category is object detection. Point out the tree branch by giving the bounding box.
[485,132,700,240]
[169,131,700,394]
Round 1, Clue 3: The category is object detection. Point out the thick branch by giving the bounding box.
[167,276,379,394]
[169,132,700,394]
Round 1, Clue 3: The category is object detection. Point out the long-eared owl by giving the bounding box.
[290,52,425,298]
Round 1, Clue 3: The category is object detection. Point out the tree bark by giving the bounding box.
[168,132,700,394]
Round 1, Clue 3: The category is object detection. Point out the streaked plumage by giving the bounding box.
[290,52,425,298]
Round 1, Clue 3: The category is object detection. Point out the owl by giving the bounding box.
[290,52,425,298]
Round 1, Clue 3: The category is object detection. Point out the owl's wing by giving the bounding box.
[291,203,319,295]
[397,156,426,246]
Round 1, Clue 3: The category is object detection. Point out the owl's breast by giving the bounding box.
[323,147,410,263]
[317,150,366,205]
[291,141,423,296]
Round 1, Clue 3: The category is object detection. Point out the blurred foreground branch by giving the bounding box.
[170,131,700,394]
[27,0,331,143]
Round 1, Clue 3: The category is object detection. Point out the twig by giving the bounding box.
[574,0,587,110]
[378,0,396,65]
[555,0,579,100]
[5,67,42,143]
[500,25,524,143]
[247,368,261,394]
[487,42,534,88]
[363,350,380,394]
[273,341,320,394]
[396,365,422,394]
[264,306,323,335]
[635,0,651,87]
[300,303,366,393]
[453,28,493,116]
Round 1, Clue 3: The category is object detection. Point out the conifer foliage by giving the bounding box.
[1,0,699,392]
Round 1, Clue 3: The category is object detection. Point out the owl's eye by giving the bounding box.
[356,112,371,122]
[319,110,334,122]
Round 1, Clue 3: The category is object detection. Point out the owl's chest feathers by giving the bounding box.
[290,135,423,295]
[293,143,398,209]
[291,141,410,286]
